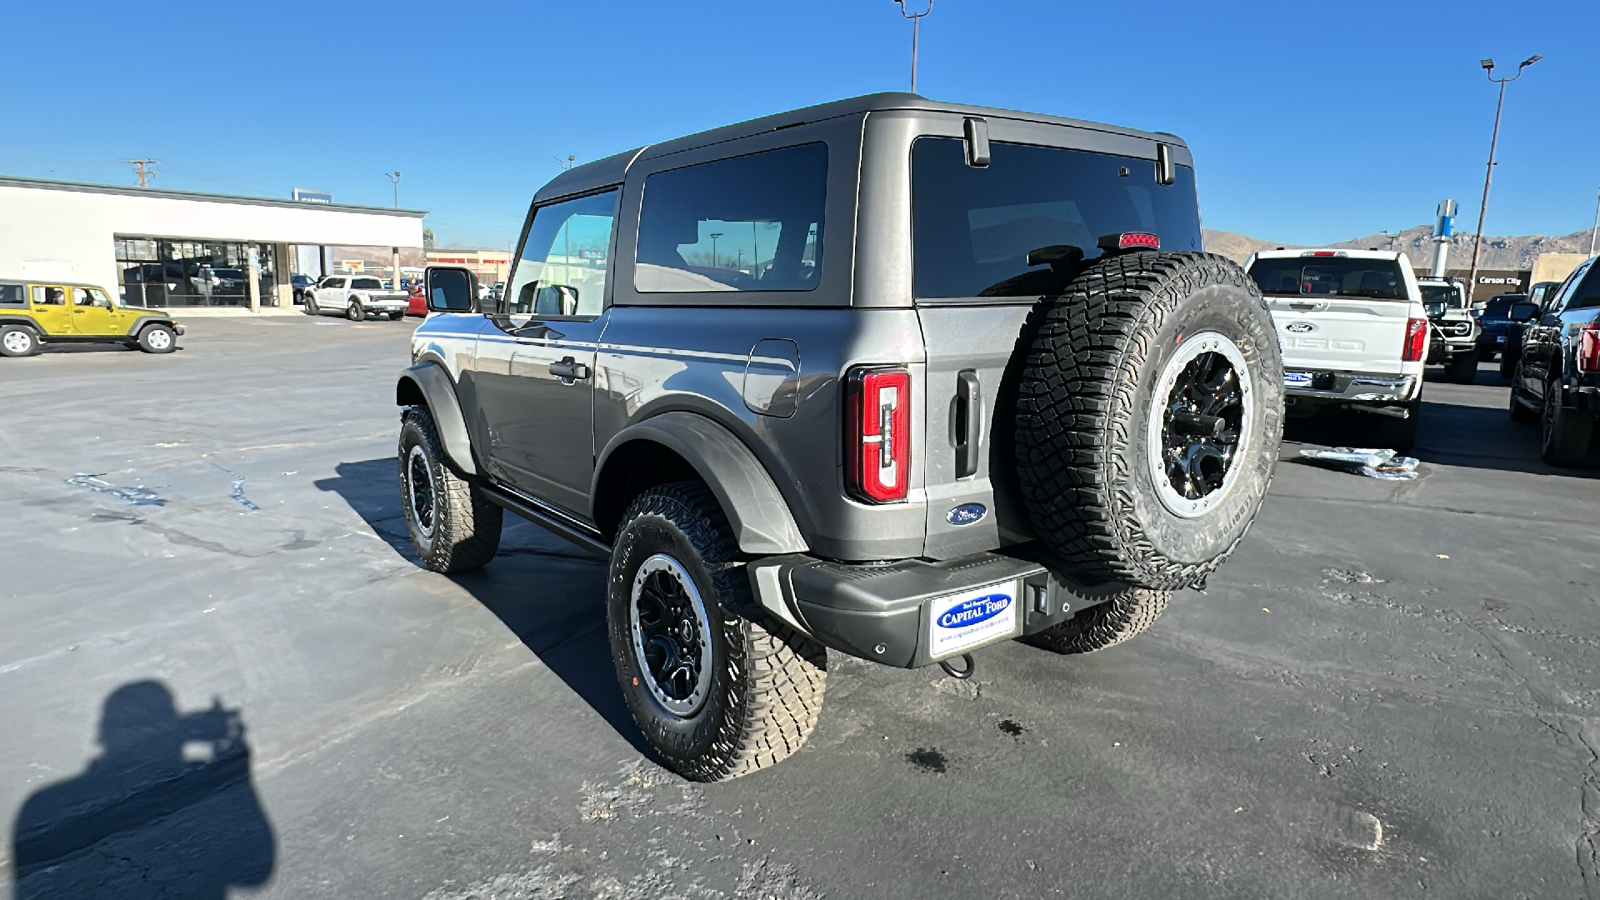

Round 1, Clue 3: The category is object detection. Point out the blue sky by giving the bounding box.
[4,0,1596,248]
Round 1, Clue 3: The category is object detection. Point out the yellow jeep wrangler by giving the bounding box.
[0,281,184,357]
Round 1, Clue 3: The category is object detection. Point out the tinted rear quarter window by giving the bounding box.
[352,277,383,289]
[635,142,827,293]
[0,284,24,306]
[911,138,1200,299]
[1248,257,1407,301]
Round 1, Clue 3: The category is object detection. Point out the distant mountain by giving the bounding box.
[1204,226,1594,270]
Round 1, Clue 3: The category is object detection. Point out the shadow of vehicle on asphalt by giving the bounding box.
[315,458,658,761]
[1281,391,1595,478]
[10,681,275,899]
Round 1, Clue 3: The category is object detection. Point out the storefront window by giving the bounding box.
[114,236,278,308]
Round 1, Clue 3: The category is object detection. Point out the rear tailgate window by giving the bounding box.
[1248,257,1407,301]
[911,138,1201,299]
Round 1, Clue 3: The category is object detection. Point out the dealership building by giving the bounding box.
[0,176,426,313]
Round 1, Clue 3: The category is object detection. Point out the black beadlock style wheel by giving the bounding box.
[1014,251,1284,592]
[607,482,827,782]
[397,407,502,572]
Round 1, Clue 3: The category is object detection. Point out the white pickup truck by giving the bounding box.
[1243,249,1428,452]
[304,275,409,321]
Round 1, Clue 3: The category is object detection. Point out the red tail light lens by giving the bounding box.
[1403,317,1428,362]
[1579,323,1600,374]
[845,367,911,503]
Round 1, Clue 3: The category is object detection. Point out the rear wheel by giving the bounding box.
[398,407,502,572]
[0,325,40,358]
[608,482,827,782]
[388,311,404,321]
[136,323,176,354]
[346,300,364,321]
[1541,381,1596,467]
[1014,252,1284,592]
[1021,586,1169,655]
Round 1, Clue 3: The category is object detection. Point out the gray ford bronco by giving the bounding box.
[396,93,1285,781]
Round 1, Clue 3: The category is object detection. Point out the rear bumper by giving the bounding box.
[1282,369,1420,404]
[746,547,1132,669]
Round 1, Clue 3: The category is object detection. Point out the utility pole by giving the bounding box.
[709,232,724,269]
[384,171,402,209]
[1589,187,1599,257]
[1465,55,1540,308]
[892,0,934,94]
[123,159,159,187]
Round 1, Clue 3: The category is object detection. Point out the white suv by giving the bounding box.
[1244,249,1427,451]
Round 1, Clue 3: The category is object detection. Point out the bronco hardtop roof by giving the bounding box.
[534,92,1189,204]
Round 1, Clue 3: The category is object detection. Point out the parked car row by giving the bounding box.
[1505,257,1600,467]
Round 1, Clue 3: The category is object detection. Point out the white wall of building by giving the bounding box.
[0,179,424,302]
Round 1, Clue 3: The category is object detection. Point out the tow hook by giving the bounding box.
[938,653,976,680]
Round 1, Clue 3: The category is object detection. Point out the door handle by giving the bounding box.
[548,356,590,382]
[952,369,981,479]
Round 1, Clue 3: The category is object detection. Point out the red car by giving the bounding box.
[407,284,427,317]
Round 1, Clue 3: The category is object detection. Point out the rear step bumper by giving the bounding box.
[1283,369,1420,404]
[746,549,1136,669]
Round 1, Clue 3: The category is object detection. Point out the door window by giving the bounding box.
[1549,263,1592,314]
[32,286,66,306]
[505,189,619,319]
[634,143,827,293]
[72,288,110,308]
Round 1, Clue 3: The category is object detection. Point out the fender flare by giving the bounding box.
[594,411,807,555]
[123,316,177,338]
[397,361,477,476]
[0,316,42,334]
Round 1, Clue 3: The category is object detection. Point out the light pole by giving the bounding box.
[1465,55,1540,307]
[892,0,934,94]
[1589,187,1599,257]
[709,232,724,268]
[384,171,402,209]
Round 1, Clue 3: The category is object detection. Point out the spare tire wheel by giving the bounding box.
[1015,251,1284,591]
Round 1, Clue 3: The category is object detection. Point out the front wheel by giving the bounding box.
[0,324,40,358]
[398,408,502,572]
[303,295,318,316]
[607,482,827,782]
[346,300,364,321]
[136,323,177,354]
[1444,348,1478,384]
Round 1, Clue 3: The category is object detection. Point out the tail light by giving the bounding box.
[845,366,910,503]
[1579,323,1600,374]
[1403,317,1428,362]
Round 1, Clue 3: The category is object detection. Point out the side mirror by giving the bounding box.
[1509,301,1539,322]
[424,266,478,313]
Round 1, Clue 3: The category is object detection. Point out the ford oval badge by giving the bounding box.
[936,593,1013,629]
[946,503,987,526]
[1286,321,1316,334]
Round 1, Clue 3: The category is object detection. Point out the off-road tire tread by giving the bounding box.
[399,407,501,572]
[1021,587,1170,654]
[347,300,364,322]
[1015,251,1280,590]
[614,482,826,782]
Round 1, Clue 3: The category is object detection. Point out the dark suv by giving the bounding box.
[395,94,1284,780]
[1508,257,1600,466]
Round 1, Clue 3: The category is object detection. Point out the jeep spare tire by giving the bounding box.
[1015,251,1283,591]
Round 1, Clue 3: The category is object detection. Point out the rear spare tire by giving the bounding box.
[1015,251,1283,592]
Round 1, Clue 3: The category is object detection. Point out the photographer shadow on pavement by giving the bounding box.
[10,681,274,900]
[315,457,658,761]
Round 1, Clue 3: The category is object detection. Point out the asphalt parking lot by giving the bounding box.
[2,317,1597,899]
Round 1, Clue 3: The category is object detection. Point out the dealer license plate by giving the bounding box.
[1284,371,1313,387]
[928,582,1019,659]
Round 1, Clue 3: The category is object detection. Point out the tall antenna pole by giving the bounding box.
[123,159,159,187]
[893,1,934,94]
[1589,187,1599,257]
